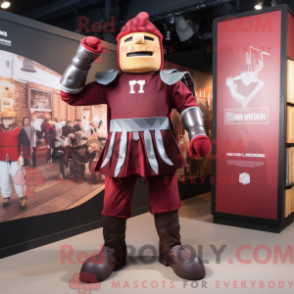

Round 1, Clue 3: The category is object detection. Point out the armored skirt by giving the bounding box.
[61,71,198,178]
[95,117,188,178]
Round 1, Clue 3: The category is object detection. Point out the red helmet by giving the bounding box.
[116,12,164,72]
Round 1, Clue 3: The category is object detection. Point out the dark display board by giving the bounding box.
[212,4,294,232]
[0,10,129,259]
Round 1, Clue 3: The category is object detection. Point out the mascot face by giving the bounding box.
[2,117,15,127]
[119,32,161,73]
[1,108,16,127]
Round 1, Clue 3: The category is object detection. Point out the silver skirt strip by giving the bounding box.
[101,117,174,176]
[155,130,173,166]
[100,131,116,168]
[144,130,158,174]
[114,131,127,177]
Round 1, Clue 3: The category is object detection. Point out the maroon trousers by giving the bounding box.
[102,172,182,219]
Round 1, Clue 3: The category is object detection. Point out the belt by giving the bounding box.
[101,117,174,177]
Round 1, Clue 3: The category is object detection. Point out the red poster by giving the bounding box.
[215,11,281,219]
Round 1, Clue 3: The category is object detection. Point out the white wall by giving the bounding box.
[0,49,61,89]
[12,55,61,89]
[0,50,13,78]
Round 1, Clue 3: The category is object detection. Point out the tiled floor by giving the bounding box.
[1,191,294,294]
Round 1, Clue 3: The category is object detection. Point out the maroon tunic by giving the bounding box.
[61,71,198,178]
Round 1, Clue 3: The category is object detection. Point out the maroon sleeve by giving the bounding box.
[61,81,108,106]
[170,80,198,113]
[49,124,55,133]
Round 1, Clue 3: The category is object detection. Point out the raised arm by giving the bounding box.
[171,80,211,158]
[60,37,108,106]
[61,81,108,107]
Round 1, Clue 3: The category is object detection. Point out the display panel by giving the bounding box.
[0,10,124,258]
[215,11,282,219]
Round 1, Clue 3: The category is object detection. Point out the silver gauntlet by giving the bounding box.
[60,44,100,93]
[180,107,207,140]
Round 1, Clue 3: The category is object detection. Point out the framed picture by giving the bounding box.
[0,97,14,112]
[30,88,52,112]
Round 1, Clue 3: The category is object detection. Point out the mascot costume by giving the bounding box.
[60,12,212,282]
[0,108,30,207]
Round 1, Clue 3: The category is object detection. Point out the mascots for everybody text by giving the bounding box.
[60,12,212,282]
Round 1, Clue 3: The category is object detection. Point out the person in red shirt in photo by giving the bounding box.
[60,12,211,282]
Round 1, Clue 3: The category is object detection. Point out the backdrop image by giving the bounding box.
[0,50,107,223]
[164,61,213,181]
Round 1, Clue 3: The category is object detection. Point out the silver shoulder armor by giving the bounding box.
[180,107,207,140]
[160,69,188,85]
[60,44,100,93]
[95,69,119,85]
[160,69,196,97]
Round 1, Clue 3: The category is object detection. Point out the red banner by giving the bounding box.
[215,11,281,219]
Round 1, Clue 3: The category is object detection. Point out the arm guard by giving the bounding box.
[180,107,208,140]
[60,44,101,94]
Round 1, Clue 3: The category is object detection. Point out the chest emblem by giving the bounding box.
[129,80,145,94]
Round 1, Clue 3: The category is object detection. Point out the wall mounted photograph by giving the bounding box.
[0,50,107,223]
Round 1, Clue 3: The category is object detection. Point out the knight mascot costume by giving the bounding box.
[60,12,212,282]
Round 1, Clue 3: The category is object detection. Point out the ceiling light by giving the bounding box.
[162,23,171,41]
[165,30,171,41]
[255,2,263,10]
[165,14,175,25]
[1,1,10,9]
[175,15,194,42]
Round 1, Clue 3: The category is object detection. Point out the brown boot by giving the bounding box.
[154,210,206,280]
[3,198,10,207]
[19,197,27,208]
[80,216,127,283]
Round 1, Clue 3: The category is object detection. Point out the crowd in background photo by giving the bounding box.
[23,113,107,185]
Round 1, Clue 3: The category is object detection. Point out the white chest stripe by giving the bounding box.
[129,80,145,94]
